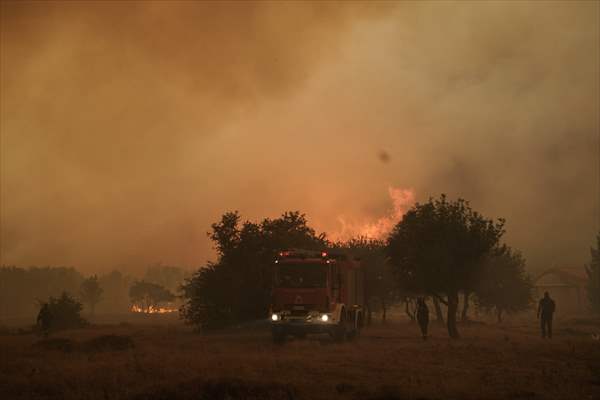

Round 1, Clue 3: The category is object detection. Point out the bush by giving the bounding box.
[36,292,87,335]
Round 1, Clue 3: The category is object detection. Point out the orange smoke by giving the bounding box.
[334,186,415,241]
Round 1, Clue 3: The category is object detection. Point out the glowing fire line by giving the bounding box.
[334,186,415,241]
[130,305,178,314]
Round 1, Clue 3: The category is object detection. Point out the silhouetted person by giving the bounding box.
[537,291,556,339]
[37,303,51,338]
[416,297,429,340]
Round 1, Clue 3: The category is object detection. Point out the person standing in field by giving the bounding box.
[36,303,51,338]
[537,291,556,339]
[416,297,429,340]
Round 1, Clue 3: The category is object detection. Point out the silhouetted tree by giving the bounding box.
[386,195,504,338]
[129,281,175,313]
[80,275,103,316]
[432,297,445,324]
[475,246,533,322]
[144,263,189,294]
[97,270,132,314]
[586,232,600,313]
[36,292,87,335]
[181,211,327,329]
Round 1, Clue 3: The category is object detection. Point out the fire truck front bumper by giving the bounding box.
[270,313,335,334]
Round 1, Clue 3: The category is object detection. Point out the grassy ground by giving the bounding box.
[1,316,599,400]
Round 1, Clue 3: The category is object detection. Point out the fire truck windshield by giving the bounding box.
[276,263,327,288]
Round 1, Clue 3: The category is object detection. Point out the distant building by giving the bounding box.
[534,267,589,314]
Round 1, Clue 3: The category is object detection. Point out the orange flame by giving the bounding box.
[130,304,178,314]
[334,186,415,241]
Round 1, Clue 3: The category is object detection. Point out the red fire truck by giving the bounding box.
[269,249,365,343]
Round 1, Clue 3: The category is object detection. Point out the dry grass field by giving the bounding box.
[1,316,600,400]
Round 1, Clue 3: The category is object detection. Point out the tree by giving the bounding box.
[129,281,175,313]
[98,270,133,314]
[36,292,87,335]
[80,275,103,316]
[144,264,188,294]
[386,195,504,338]
[585,232,600,313]
[475,246,533,322]
[180,211,327,329]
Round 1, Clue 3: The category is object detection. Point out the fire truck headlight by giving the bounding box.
[320,314,329,322]
[271,313,280,321]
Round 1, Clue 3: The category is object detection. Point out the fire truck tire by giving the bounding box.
[357,311,364,329]
[346,310,360,340]
[332,309,347,342]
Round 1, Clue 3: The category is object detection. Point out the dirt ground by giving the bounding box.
[1,316,600,400]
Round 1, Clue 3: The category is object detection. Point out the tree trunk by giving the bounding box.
[497,308,503,323]
[367,303,372,326]
[405,299,415,321]
[446,292,460,338]
[381,298,387,324]
[433,297,445,325]
[461,291,470,322]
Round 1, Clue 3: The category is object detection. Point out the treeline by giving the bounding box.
[0,264,190,321]
[6,195,599,337]
[180,197,538,338]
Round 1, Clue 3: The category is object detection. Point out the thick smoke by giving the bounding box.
[1,1,598,273]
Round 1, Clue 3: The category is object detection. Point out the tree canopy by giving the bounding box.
[475,246,533,322]
[144,264,189,295]
[129,281,175,313]
[181,211,327,329]
[386,195,505,338]
[80,275,103,316]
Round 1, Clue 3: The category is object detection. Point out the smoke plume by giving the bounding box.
[1,1,598,273]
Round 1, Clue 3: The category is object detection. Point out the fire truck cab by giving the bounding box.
[269,249,365,343]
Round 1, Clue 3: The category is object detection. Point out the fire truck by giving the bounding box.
[269,249,365,343]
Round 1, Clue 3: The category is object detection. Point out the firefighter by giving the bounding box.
[537,291,556,339]
[416,297,429,340]
[36,303,51,338]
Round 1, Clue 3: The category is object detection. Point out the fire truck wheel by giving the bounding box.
[346,311,360,340]
[332,310,347,342]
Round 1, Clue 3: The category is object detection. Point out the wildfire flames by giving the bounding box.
[130,305,178,314]
[334,186,415,241]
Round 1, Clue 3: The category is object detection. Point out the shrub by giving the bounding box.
[36,292,87,335]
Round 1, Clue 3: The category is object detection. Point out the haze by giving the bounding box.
[1,1,598,274]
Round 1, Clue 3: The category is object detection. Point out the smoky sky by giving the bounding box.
[1,1,598,274]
